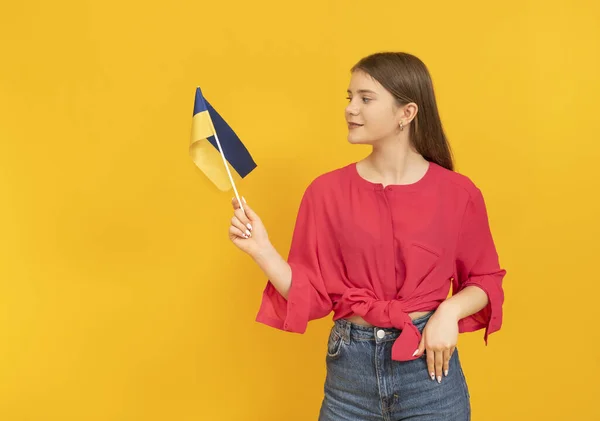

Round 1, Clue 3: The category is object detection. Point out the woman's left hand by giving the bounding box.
[413,304,460,383]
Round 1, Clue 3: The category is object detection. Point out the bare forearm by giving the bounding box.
[252,244,293,300]
[438,285,489,321]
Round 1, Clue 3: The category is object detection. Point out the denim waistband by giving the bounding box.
[333,311,435,343]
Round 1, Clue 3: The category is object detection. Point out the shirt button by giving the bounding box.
[376,329,385,339]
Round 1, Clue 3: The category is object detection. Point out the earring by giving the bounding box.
[400,121,404,131]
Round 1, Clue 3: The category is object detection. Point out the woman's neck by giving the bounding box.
[359,140,429,186]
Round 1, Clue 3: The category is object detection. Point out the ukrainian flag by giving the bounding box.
[189,87,257,191]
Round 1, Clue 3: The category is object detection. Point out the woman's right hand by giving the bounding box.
[229,197,271,259]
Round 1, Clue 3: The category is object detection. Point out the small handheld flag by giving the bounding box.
[189,87,257,211]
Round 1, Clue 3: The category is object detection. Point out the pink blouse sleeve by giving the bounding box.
[452,187,507,344]
[255,185,333,333]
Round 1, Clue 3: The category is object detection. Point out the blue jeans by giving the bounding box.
[319,311,471,421]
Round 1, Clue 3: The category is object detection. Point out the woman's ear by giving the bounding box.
[395,102,418,126]
[402,102,418,125]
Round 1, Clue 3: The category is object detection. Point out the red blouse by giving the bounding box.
[255,161,506,361]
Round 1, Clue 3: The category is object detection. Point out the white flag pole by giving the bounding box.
[208,119,246,216]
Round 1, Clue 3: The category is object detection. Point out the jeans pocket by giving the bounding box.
[326,326,344,359]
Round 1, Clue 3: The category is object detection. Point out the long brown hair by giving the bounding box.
[351,52,454,171]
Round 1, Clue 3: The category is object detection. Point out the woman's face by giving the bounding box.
[345,70,403,145]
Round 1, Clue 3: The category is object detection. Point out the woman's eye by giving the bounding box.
[346,97,371,103]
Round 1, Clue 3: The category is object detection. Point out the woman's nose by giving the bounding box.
[346,102,359,116]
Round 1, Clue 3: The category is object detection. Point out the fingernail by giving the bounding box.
[412,349,419,357]
[243,234,248,238]
[246,223,252,230]
[430,373,435,381]
[437,376,442,383]
[444,370,448,377]
[242,196,247,204]
[245,230,251,236]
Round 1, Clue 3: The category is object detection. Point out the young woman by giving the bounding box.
[228,52,506,421]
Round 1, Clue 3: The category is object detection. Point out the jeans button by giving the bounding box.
[376,329,385,339]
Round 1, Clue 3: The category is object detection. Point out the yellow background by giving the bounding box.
[1,0,598,420]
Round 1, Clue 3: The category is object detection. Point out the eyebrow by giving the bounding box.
[347,89,377,95]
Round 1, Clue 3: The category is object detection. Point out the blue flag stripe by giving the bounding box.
[205,99,257,178]
[193,87,208,115]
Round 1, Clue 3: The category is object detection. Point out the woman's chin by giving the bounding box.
[347,135,373,145]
